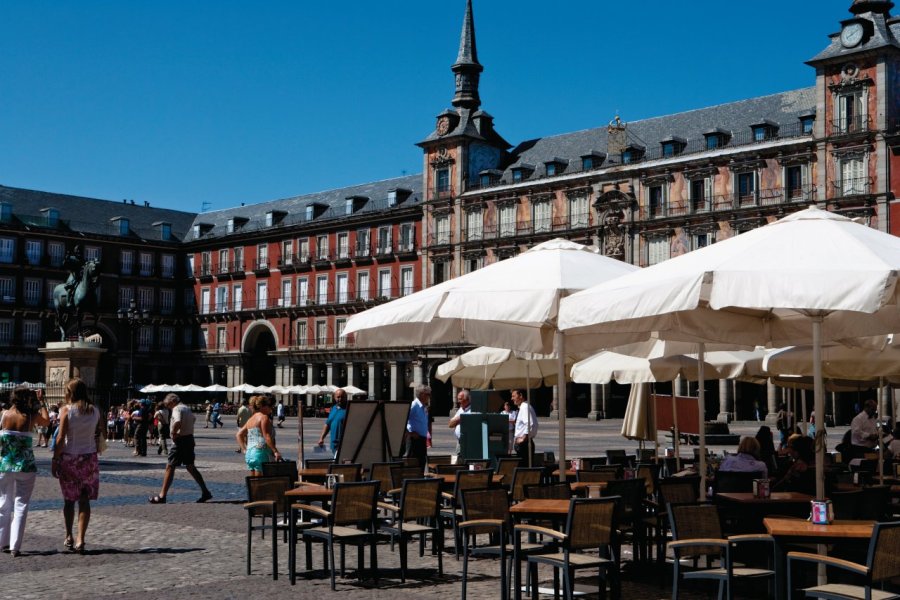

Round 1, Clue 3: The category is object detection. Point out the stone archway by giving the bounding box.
[242,321,277,386]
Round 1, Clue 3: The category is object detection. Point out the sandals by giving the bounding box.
[148,495,166,504]
[64,537,74,551]
[196,491,213,503]
[73,543,85,555]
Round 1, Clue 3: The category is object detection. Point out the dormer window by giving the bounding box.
[305,206,314,220]
[41,207,59,227]
[544,158,568,177]
[111,217,129,236]
[621,145,644,165]
[800,113,816,135]
[345,195,368,215]
[153,221,172,241]
[511,164,534,182]
[660,136,686,158]
[580,151,606,171]
[192,223,213,240]
[264,210,286,227]
[479,169,502,188]
[704,128,731,150]
[751,120,778,142]
[0,203,10,224]
[387,191,397,207]
[226,216,248,234]
[345,198,353,214]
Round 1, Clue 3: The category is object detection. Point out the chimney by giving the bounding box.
[607,115,627,158]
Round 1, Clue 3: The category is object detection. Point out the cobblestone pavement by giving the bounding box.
[1,417,834,599]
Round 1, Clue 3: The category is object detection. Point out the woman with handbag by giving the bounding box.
[0,386,49,556]
[52,377,105,554]
[236,395,280,476]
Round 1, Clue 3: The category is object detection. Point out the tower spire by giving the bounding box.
[451,0,483,110]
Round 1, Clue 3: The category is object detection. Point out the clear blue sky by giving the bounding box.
[0,0,850,213]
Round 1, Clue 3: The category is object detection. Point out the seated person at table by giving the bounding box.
[773,436,815,493]
[719,436,768,479]
[755,426,778,476]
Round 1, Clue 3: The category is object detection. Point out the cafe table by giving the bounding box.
[715,492,814,534]
[763,517,875,600]
[428,472,504,486]
[285,483,334,502]
[296,468,330,483]
[509,498,571,532]
[569,481,608,497]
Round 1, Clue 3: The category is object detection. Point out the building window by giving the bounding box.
[387,190,397,207]
[0,277,12,302]
[336,273,349,303]
[355,230,369,257]
[84,246,100,263]
[316,275,329,304]
[546,163,556,177]
[257,244,268,269]
[184,289,196,312]
[836,91,865,133]
[138,287,153,311]
[400,267,413,297]
[25,240,41,265]
[200,288,210,314]
[183,327,193,349]
[0,320,10,345]
[215,286,228,312]
[161,254,175,278]
[281,240,293,266]
[378,269,392,299]
[160,223,171,240]
[736,172,756,203]
[399,223,414,252]
[217,327,227,351]
[199,328,208,350]
[433,261,447,285]
[693,232,715,250]
[256,282,268,309]
[233,247,244,271]
[690,177,713,213]
[138,326,152,352]
[160,327,174,351]
[316,235,329,260]
[512,169,523,182]
[582,156,594,170]
[218,249,229,273]
[120,250,134,275]
[801,115,815,134]
[296,321,308,349]
[46,280,60,307]
[647,237,670,266]
[160,289,174,314]
[840,156,866,195]
[185,254,194,278]
[648,185,666,218]
[752,126,768,141]
[48,242,64,267]
[23,321,40,347]
[297,278,309,305]
[233,284,243,311]
[201,252,212,276]
[139,252,153,276]
[0,238,15,263]
[120,287,135,311]
[435,168,450,193]
[533,201,552,233]
[377,226,392,254]
[568,195,589,228]
[499,204,516,237]
[785,165,808,199]
[345,198,353,215]
[281,279,292,307]
[435,215,451,244]
[305,206,314,220]
[464,255,483,274]
[336,318,347,348]
[24,278,41,306]
[117,218,130,236]
[315,320,328,347]
[466,209,483,241]
[0,204,10,223]
[356,271,369,301]
[337,232,349,259]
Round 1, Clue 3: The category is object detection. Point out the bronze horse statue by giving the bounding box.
[53,259,100,341]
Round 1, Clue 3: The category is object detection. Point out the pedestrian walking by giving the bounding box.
[0,386,49,556]
[154,401,170,455]
[148,394,212,504]
[275,399,285,428]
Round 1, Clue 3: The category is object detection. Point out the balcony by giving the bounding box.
[646,184,818,219]
[429,186,454,202]
[253,259,270,274]
[831,115,871,137]
[832,177,872,198]
[396,239,416,258]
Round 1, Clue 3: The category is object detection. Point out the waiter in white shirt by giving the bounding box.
[512,389,538,466]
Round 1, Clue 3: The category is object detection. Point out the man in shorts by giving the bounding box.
[148,393,212,504]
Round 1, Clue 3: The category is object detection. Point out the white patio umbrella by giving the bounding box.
[435,346,575,390]
[560,206,900,500]
[340,385,368,396]
[344,238,640,476]
[203,384,230,393]
[139,384,162,393]
[230,383,257,394]
[182,384,207,393]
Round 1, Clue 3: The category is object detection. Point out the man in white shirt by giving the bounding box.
[850,399,879,459]
[447,390,472,462]
[149,393,213,504]
[512,389,538,466]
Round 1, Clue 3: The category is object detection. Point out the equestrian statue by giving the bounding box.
[52,245,101,341]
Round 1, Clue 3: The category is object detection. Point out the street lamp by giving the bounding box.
[118,298,150,395]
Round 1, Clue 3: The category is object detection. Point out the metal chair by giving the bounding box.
[243,475,292,580]
[378,477,443,582]
[298,481,382,590]
[604,478,649,563]
[510,467,544,503]
[515,496,621,600]
[524,482,571,500]
[577,469,620,483]
[644,476,700,564]
[668,502,774,600]
[261,460,298,485]
[368,460,403,496]
[305,458,335,469]
[496,456,523,488]
[787,521,900,600]
[440,468,495,559]
[328,462,362,483]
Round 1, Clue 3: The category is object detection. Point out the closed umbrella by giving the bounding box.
[560,206,900,500]
[344,238,639,475]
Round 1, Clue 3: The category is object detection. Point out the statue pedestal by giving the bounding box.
[39,341,106,405]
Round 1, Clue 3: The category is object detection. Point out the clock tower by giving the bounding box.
[418,0,510,285]
[807,0,900,233]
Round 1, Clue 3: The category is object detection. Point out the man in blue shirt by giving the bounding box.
[405,384,431,467]
[317,389,348,456]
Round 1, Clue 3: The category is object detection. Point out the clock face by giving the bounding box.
[436,117,450,136]
[841,22,864,48]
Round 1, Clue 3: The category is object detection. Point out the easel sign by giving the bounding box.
[335,401,410,473]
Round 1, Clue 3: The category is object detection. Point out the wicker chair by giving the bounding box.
[428,454,453,466]
[261,460,298,485]
[604,478,649,563]
[298,481,382,590]
[243,475,292,580]
[369,460,403,495]
[389,465,425,493]
[378,478,443,582]
[440,468,495,559]
[644,476,700,564]
[606,449,631,467]
[465,459,491,470]
[305,458,335,469]
[577,469,620,483]
[496,457,523,488]
[636,463,661,498]
[578,456,607,471]
[524,482,571,500]
[668,502,774,600]
[515,497,621,600]
[714,470,764,494]
[510,467,544,503]
[435,463,468,475]
[787,521,900,600]
[328,462,362,483]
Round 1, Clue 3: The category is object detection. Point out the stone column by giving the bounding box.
[389,361,398,402]
[765,381,779,425]
[326,362,334,386]
[550,384,559,420]
[413,360,424,386]
[367,362,377,400]
[717,379,733,423]
[306,364,316,411]
[587,384,602,421]
[346,362,358,388]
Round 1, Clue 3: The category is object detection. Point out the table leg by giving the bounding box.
[773,537,786,600]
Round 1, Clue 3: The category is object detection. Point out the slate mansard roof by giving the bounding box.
[0,184,196,243]
[482,87,817,189]
[186,173,423,242]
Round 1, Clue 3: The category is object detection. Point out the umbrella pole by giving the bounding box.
[812,318,825,501]
[698,343,707,500]
[526,365,532,468]
[298,395,305,468]
[557,331,566,483]
[880,377,885,486]
[672,382,681,471]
